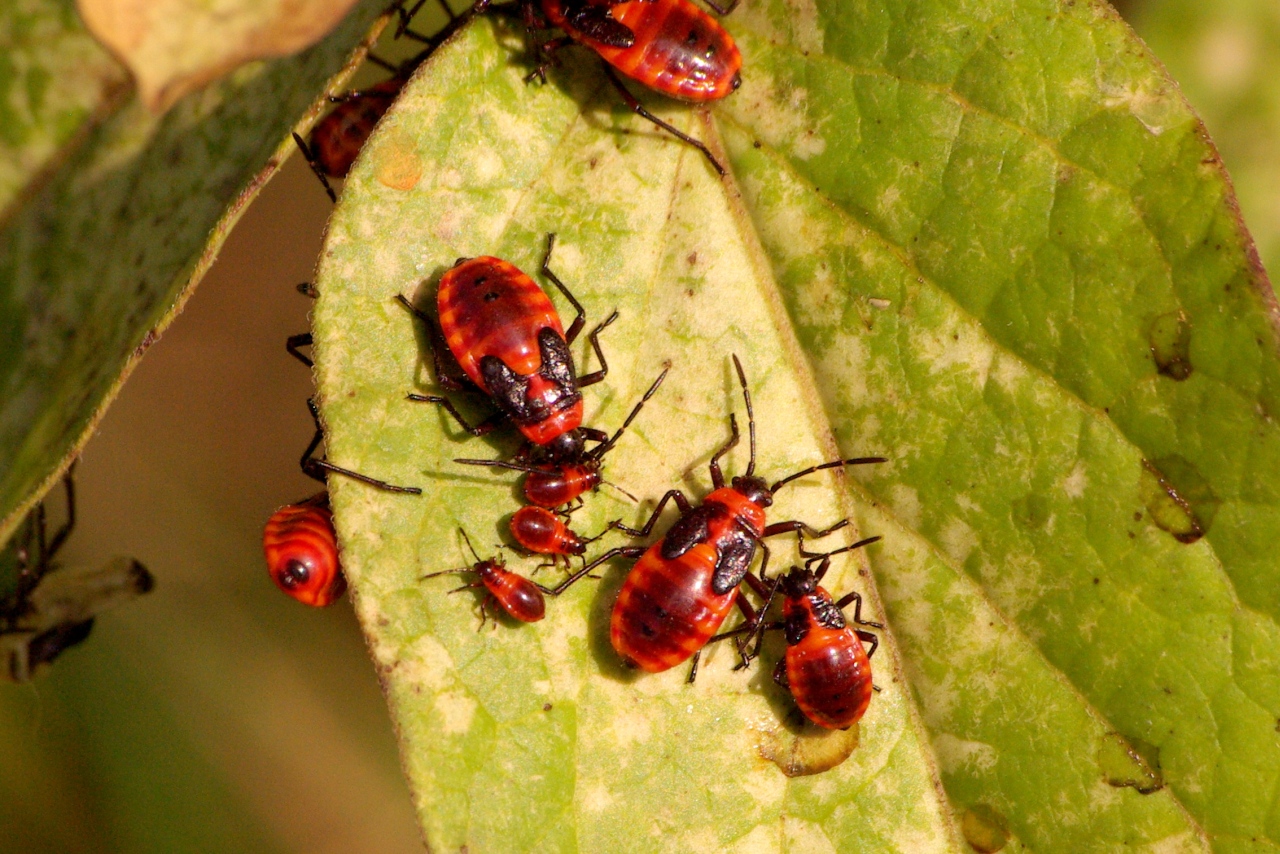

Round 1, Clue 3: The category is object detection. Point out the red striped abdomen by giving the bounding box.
[510,506,586,555]
[438,257,564,385]
[610,541,736,671]
[310,79,403,177]
[524,463,600,508]
[478,563,546,622]
[543,0,741,102]
[263,499,345,607]
[786,627,873,730]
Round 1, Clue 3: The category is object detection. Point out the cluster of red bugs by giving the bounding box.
[294,0,743,201]
[269,0,890,734]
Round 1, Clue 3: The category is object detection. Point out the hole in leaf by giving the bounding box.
[1148,310,1193,380]
[1098,731,1164,794]
[1139,457,1218,543]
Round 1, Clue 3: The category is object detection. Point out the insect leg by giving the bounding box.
[708,413,740,489]
[539,546,644,596]
[409,394,504,436]
[287,333,314,368]
[576,311,619,387]
[854,629,879,659]
[45,467,77,563]
[292,132,338,203]
[540,233,588,344]
[601,65,726,176]
[609,489,693,537]
[835,590,884,630]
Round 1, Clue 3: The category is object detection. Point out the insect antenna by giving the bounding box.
[600,480,639,503]
[454,458,555,475]
[589,367,669,461]
[458,528,485,564]
[802,535,883,580]
[731,355,756,476]
[770,456,887,494]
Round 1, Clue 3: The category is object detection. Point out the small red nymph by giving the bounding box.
[770,547,882,730]
[263,494,345,607]
[510,506,588,558]
[424,530,548,625]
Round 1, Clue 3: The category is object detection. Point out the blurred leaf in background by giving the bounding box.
[0,0,387,552]
[1122,0,1280,278]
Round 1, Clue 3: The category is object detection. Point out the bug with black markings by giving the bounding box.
[484,0,743,174]
[547,355,885,680]
[398,234,619,464]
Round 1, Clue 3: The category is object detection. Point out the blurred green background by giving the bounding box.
[1,1,1277,851]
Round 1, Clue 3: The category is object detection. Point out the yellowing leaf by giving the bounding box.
[77,0,363,113]
[316,0,1280,847]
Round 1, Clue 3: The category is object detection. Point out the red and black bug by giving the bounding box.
[265,333,421,606]
[398,233,617,463]
[423,529,547,625]
[491,0,742,174]
[751,543,883,730]
[293,1,466,201]
[548,355,885,680]
[454,366,666,509]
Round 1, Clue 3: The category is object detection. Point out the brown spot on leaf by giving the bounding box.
[1139,457,1218,543]
[1148,310,1193,380]
[754,717,858,777]
[1099,731,1163,794]
[960,804,1010,853]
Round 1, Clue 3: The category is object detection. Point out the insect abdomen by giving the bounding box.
[610,542,735,671]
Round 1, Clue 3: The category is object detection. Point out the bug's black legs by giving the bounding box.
[541,234,585,343]
[540,545,644,596]
[300,399,422,493]
[287,333,314,368]
[601,64,726,176]
[609,489,694,538]
[708,413,740,490]
[407,394,504,437]
[292,132,339,203]
[576,312,618,387]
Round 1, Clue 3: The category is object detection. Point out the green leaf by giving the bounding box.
[0,0,389,551]
[1121,0,1280,280]
[315,2,1280,850]
[0,0,130,226]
